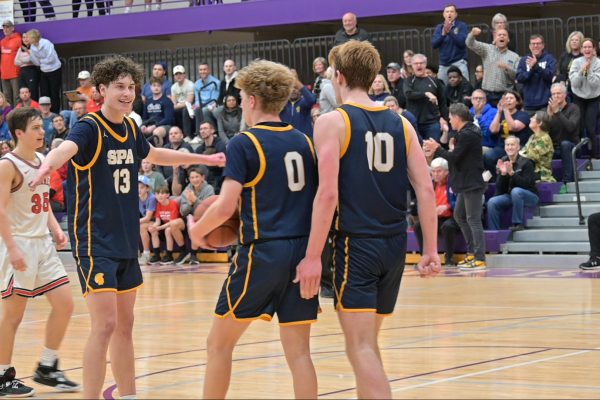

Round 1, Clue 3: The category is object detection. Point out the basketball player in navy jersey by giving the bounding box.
[187,60,319,399]
[295,41,441,398]
[31,56,225,399]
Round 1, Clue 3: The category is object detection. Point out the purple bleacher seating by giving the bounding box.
[551,159,587,182]
[406,229,510,254]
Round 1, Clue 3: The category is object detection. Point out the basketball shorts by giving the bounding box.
[75,256,143,297]
[333,232,407,315]
[215,237,319,325]
[0,236,69,299]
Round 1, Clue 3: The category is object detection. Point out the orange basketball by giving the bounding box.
[193,195,239,248]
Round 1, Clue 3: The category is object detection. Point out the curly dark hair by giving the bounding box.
[91,55,144,89]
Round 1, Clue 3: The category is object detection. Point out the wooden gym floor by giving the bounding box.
[8,257,600,399]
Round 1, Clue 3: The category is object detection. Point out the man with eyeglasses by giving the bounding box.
[469,89,498,153]
[516,34,557,113]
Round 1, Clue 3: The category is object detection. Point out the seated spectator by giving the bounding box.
[194,121,226,190]
[334,12,369,45]
[487,136,538,231]
[368,74,391,105]
[521,111,556,182]
[555,31,584,91]
[469,89,498,152]
[138,160,158,266]
[15,31,40,101]
[141,77,174,147]
[216,94,242,143]
[76,70,93,101]
[51,114,69,141]
[148,185,183,265]
[547,82,580,184]
[486,90,532,174]
[383,95,419,136]
[279,69,317,137]
[39,96,56,148]
[159,126,194,187]
[413,157,461,268]
[579,212,600,271]
[473,64,484,91]
[86,86,103,113]
[208,59,240,135]
[64,100,87,129]
[386,62,407,108]
[193,62,220,129]
[141,62,172,104]
[0,139,14,156]
[140,158,167,193]
[319,67,338,115]
[311,57,327,98]
[445,65,473,106]
[15,86,40,109]
[170,65,195,139]
[0,92,13,141]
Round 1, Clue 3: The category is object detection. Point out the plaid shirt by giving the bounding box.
[467,33,520,92]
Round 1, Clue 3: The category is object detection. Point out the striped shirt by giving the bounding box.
[466,33,520,93]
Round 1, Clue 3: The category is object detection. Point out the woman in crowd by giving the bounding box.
[0,139,14,156]
[368,74,391,105]
[27,29,62,114]
[521,111,556,182]
[318,67,337,115]
[0,92,13,142]
[216,94,242,143]
[556,31,584,89]
[15,32,41,101]
[401,49,414,79]
[311,57,327,98]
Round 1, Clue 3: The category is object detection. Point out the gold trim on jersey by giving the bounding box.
[252,124,293,132]
[335,236,350,307]
[88,112,128,143]
[279,319,317,326]
[224,243,255,318]
[71,117,103,171]
[237,202,244,244]
[303,134,316,163]
[344,101,388,112]
[400,115,411,157]
[241,132,266,187]
[117,283,144,294]
[336,108,351,158]
[251,187,259,240]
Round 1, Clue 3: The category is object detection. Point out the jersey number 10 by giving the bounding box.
[365,131,394,172]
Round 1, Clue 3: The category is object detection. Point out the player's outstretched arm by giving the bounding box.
[146,146,226,167]
[406,123,441,277]
[0,160,26,271]
[187,178,242,249]
[30,141,79,189]
[294,112,343,299]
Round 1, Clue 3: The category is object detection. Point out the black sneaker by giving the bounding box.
[174,251,191,265]
[0,367,35,397]
[149,254,161,264]
[33,361,80,392]
[320,286,334,298]
[188,253,200,265]
[579,256,600,271]
[33,360,81,393]
[509,224,525,232]
[160,254,174,265]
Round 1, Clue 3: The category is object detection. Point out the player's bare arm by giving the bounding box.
[187,178,242,249]
[47,208,68,250]
[30,140,79,188]
[295,111,344,299]
[0,159,27,271]
[146,146,226,167]
[406,123,442,276]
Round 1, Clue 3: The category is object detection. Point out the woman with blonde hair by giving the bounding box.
[556,31,584,87]
[0,92,12,141]
[368,74,391,104]
[26,29,62,114]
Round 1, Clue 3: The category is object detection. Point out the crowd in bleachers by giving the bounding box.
[2,5,600,269]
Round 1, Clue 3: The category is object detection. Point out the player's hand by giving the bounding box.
[9,245,27,271]
[29,164,53,190]
[293,256,322,299]
[204,152,226,167]
[417,253,442,277]
[52,229,68,250]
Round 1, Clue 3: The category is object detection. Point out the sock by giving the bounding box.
[166,250,172,257]
[0,364,11,375]
[144,4,150,11]
[40,347,58,367]
[153,3,161,10]
[124,6,131,12]
[120,395,137,399]
[143,250,150,257]
[153,248,161,257]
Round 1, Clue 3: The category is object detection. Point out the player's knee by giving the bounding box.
[206,332,235,355]
[91,314,117,339]
[0,307,25,329]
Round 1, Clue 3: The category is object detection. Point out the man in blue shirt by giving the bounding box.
[279,70,317,137]
[432,4,469,84]
[516,34,557,112]
[193,62,220,131]
[141,62,172,105]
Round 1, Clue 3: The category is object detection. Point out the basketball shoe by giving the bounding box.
[0,367,35,397]
[33,361,80,392]
[579,256,600,271]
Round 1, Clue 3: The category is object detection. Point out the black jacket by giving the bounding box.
[495,154,538,195]
[404,75,449,125]
[217,77,241,106]
[434,122,485,193]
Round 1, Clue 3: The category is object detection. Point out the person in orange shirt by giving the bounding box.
[76,70,93,101]
[86,86,103,113]
[1,21,22,106]
[15,87,40,109]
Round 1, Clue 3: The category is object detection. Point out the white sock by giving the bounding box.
[0,364,10,375]
[124,6,131,12]
[143,250,150,256]
[153,4,161,10]
[40,347,58,367]
[120,395,137,399]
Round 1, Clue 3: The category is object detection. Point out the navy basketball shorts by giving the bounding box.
[76,256,143,297]
[333,232,407,315]
[215,237,319,325]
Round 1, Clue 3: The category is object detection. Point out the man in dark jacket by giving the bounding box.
[333,12,369,45]
[279,70,317,137]
[487,135,539,231]
[431,4,469,84]
[424,103,487,271]
[445,65,473,107]
[516,34,557,112]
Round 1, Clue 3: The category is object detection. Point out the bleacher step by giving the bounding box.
[487,254,588,268]
[592,159,600,169]
[579,170,600,179]
[502,241,590,253]
[526,216,585,228]
[539,203,600,217]
[567,180,600,193]
[511,228,588,242]
[553,193,600,203]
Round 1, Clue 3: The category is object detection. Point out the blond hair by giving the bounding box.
[329,40,381,91]
[235,60,294,114]
[565,31,584,53]
[368,74,391,96]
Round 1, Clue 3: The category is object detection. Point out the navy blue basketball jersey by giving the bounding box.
[335,103,412,236]
[66,112,151,259]
[223,122,317,245]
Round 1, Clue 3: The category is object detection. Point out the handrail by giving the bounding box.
[572,137,590,225]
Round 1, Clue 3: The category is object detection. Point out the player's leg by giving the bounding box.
[279,324,317,399]
[203,317,250,399]
[0,295,28,367]
[108,291,137,397]
[338,312,390,399]
[82,292,118,399]
[170,218,186,248]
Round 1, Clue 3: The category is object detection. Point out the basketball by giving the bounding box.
[193,195,239,248]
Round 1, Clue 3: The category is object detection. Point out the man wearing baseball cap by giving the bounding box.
[39,96,58,149]
[76,70,93,101]
[170,65,195,138]
[1,20,21,106]
[386,62,407,108]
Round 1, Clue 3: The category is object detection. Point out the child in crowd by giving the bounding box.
[148,185,183,264]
